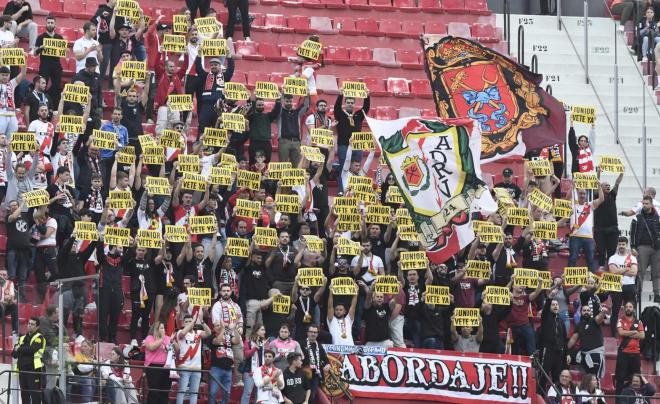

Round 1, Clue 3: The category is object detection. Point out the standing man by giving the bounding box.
[120,80,151,153]
[99,107,128,187]
[246,96,281,164]
[72,22,102,74]
[277,94,309,166]
[539,289,569,392]
[594,172,623,271]
[0,52,25,138]
[567,186,604,273]
[2,0,37,52]
[334,93,370,189]
[34,16,63,106]
[300,324,328,404]
[12,317,45,404]
[176,312,212,404]
[630,195,660,302]
[608,236,638,335]
[281,353,310,404]
[195,55,235,136]
[493,168,522,202]
[253,349,284,403]
[615,301,645,395]
[568,304,608,378]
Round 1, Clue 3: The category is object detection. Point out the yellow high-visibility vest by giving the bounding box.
[15,332,45,370]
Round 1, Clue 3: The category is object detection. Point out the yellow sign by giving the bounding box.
[181,173,206,192]
[10,132,36,152]
[471,220,488,233]
[234,199,261,218]
[533,221,557,240]
[400,251,428,271]
[514,268,539,288]
[168,94,193,111]
[374,275,400,295]
[563,267,589,286]
[275,194,300,214]
[146,177,171,196]
[226,237,250,257]
[189,215,217,234]
[178,154,201,174]
[207,166,232,186]
[297,39,322,61]
[298,267,324,287]
[366,204,391,225]
[539,270,552,289]
[136,229,163,249]
[162,34,187,53]
[573,172,599,189]
[302,235,324,252]
[337,213,361,232]
[484,286,510,305]
[0,48,25,66]
[195,17,220,35]
[528,188,553,212]
[599,155,624,174]
[173,14,188,34]
[23,189,50,208]
[300,145,325,163]
[116,146,136,165]
[108,190,133,210]
[399,225,418,242]
[571,105,596,124]
[599,273,622,292]
[75,221,98,241]
[222,112,246,132]
[224,82,250,101]
[453,308,480,328]
[200,38,227,57]
[139,134,157,148]
[527,159,553,177]
[466,260,491,280]
[254,227,277,247]
[336,238,361,256]
[506,207,530,227]
[42,38,67,58]
[159,130,184,149]
[330,277,357,295]
[310,128,334,148]
[280,168,306,187]
[255,81,280,100]
[552,199,572,219]
[283,77,308,96]
[120,61,147,81]
[165,225,188,243]
[333,196,358,215]
[187,287,212,307]
[425,285,450,306]
[104,226,131,247]
[273,294,291,314]
[62,83,89,105]
[237,169,261,190]
[58,115,84,134]
[479,224,504,244]
[341,81,368,98]
[397,208,413,225]
[202,128,228,148]
[143,145,165,165]
[92,129,117,150]
[115,0,141,23]
[386,186,404,205]
[350,132,374,151]
[268,162,292,180]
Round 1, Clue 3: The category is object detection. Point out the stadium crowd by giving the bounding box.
[0,0,657,403]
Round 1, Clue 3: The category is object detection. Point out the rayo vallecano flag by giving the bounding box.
[368,116,497,264]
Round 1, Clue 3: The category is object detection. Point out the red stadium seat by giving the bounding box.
[250,14,268,31]
[425,21,447,35]
[61,0,87,18]
[324,46,351,65]
[59,27,78,43]
[280,44,298,60]
[373,48,399,68]
[369,0,393,10]
[324,0,347,8]
[18,303,32,320]
[282,0,303,7]
[399,107,420,118]
[288,15,313,34]
[259,42,286,61]
[316,74,340,94]
[355,18,380,36]
[345,0,370,10]
[234,41,265,60]
[27,56,39,72]
[302,0,326,8]
[362,77,387,96]
[264,14,294,33]
[396,50,422,69]
[420,108,436,118]
[387,78,411,96]
[350,47,377,66]
[411,79,433,98]
[393,0,417,11]
[379,19,405,38]
[39,0,62,13]
[261,0,280,5]
[375,106,398,120]
[334,17,360,35]
[247,71,270,89]
[472,23,498,42]
[448,22,472,38]
[466,0,491,15]
[232,72,248,86]
[419,0,443,12]
[270,72,289,87]
[310,17,335,34]
[443,0,466,13]
[401,20,424,39]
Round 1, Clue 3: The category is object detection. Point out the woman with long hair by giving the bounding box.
[576,373,605,404]
[143,321,173,404]
[240,323,266,404]
[100,347,138,403]
[68,338,96,402]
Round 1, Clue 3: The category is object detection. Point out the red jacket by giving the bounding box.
[154,52,184,109]
[145,22,160,72]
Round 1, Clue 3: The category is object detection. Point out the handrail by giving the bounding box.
[531,54,538,74]
[546,84,553,95]
[504,0,511,55]
[517,25,525,66]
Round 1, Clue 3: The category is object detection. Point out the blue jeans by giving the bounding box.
[403,318,422,348]
[240,372,255,404]
[6,248,30,286]
[568,236,595,272]
[208,366,232,404]
[176,370,202,404]
[511,322,536,355]
[422,337,444,350]
[67,375,95,402]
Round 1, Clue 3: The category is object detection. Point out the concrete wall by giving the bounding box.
[487,0,610,17]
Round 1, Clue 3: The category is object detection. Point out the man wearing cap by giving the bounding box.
[2,0,37,51]
[72,57,103,118]
[194,54,235,136]
[109,9,145,80]
[0,51,25,139]
[34,16,64,106]
[91,0,120,88]
[494,168,522,202]
[73,22,102,74]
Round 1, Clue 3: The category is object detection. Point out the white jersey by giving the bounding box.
[570,201,593,238]
[608,252,637,286]
[328,315,354,345]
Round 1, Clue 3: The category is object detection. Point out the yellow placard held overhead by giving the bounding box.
[514,268,539,288]
[599,155,625,174]
[173,14,188,33]
[207,166,232,186]
[330,277,357,295]
[533,221,557,240]
[120,61,147,81]
[527,159,553,177]
[599,273,622,292]
[226,237,250,257]
[237,169,261,190]
[178,154,201,174]
[108,190,134,210]
[283,77,308,96]
[234,199,261,218]
[136,229,163,249]
[253,227,277,247]
[506,207,530,227]
[58,115,85,134]
[195,17,221,35]
[202,128,228,148]
[267,162,292,180]
[302,235,324,252]
[168,94,193,111]
[188,287,212,306]
[425,285,450,305]
[466,260,491,280]
[162,34,187,53]
[310,128,334,148]
[272,294,291,314]
[255,81,281,100]
[573,172,599,189]
[341,81,368,98]
[297,39,323,61]
[189,215,218,234]
[92,129,117,150]
[139,134,157,148]
[484,286,510,305]
[366,204,391,225]
[350,132,374,151]
[398,225,418,242]
[63,83,90,105]
[337,212,361,232]
[23,189,50,208]
[275,194,300,214]
[528,188,553,212]
[563,267,589,286]
[115,0,141,23]
[224,82,250,101]
[333,196,358,215]
[143,145,165,165]
[165,225,189,243]
[200,38,228,57]
[222,113,246,132]
[146,177,171,196]
[298,267,324,287]
[374,275,400,295]
[0,48,25,66]
[336,237,360,256]
[181,173,206,192]
[539,271,552,289]
[479,223,504,244]
[386,186,404,204]
[159,130,184,149]
[570,105,596,124]
[10,132,36,152]
[75,222,99,241]
[300,145,325,163]
[280,168,306,187]
[104,227,131,247]
[553,199,572,219]
[42,38,67,58]
[453,308,480,328]
[116,145,135,165]
[400,251,428,271]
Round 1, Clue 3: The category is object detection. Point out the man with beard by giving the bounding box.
[334,93,370,186]
[211,283,245,384]
[253,349,284,403]
[96,238,129,343]
[608,236,638,336]
[630,196,660,302]
[243,252,274,336]
[363,287,393,347]
[594,173,623,271]
[300,324,329,404]
[568,304,608,378]
[490,232,517,286]
[539,289,570,391]
[195,55,235,135]
[120,83,151,153]
[154,58,183,134]
[27,104,54,159]
[247,97,281,164]
[305,99,333,141]
[615,301,645,395]
[266,230,303,296]
[126,246,156,346]
[178,233,218,290]
[277,94,309,166]
[34,16,63,105]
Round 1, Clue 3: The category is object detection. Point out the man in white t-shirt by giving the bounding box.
[608,236,638,336]
[326,280,358,346]
[567,186,604,272]
[0,16,17,48]
[620,187,660,216]
[304,98,333,145]
[72,22,102,74]
[175,312,211,404]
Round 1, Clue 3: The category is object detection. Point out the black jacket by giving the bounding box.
[334,94,370,146]
[12,331,45,371]
[72,70,102,109]
[539,296,568,353]
[630,209,660,249]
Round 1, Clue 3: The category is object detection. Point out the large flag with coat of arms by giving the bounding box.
[367,116,497,264]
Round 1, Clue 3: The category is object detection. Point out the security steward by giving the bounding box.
[13,317,46,404]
